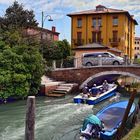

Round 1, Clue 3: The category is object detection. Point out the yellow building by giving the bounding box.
[67,5,138,59]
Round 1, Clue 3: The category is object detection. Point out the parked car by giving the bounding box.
[82,52,124,66]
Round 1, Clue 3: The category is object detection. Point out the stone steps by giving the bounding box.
[47,83,78,97]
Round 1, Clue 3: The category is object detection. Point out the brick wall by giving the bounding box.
[47,66,140,87]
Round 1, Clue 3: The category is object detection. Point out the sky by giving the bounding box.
[0,0,140,43]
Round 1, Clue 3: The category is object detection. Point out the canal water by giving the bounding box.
[0,94,132,140]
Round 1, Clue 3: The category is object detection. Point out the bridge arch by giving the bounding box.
[80,71,140,89]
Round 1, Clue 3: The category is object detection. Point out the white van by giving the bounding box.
[82,52,124,66]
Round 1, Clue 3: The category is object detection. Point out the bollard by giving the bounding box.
[74,57,78,68]
[52,60,56,69]
[98,55,102,66]
[25,96,35,140]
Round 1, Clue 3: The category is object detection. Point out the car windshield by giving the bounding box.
[108,52,117,57]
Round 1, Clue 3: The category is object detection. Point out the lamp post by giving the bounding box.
[41,11,53,29]
[41,11,53,57]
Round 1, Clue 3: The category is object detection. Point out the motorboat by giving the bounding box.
[74,83,117,105]
[97,100,136,140]
[80,100,136,140]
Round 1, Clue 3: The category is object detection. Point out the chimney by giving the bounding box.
[96,5,106,11]
[52,26,56,32]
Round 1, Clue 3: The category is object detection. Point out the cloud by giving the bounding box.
[0,0,140,21]
[0,0,15,5]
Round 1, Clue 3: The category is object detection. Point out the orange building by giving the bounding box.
[67,5,138,59]
[23,26,59,41]
[134,37,140,58]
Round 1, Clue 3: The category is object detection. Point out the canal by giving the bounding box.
[0,94,130,140]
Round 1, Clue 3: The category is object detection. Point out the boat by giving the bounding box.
[74,83,117,105]
[80,100,136,140]
[98,100,136,140]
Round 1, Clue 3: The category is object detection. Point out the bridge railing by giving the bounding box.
[46,57,140,70]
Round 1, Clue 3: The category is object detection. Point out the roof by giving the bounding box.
[135,37,140,40]
[109,47,122,53]
[72,43,109,50]
[26,26,60,35]
[67,5,138,25]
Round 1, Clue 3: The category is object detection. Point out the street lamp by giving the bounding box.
[41,11,53,29]
[41,11,53,57]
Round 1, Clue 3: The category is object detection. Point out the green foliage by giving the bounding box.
[0,1,44,100]
[0,39,44,99]
[55,39,71,59]
[134,58,140,64]
[42,39,71,61]
[0,1,38,30]
[122,123,140,140]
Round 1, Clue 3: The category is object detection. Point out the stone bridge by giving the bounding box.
[47,66,140,89]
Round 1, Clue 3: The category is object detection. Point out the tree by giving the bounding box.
[42,39,71,61]
[55,39,71,59]
[0,1,38,30]
[0,40,44,99]
[0,1,44,100]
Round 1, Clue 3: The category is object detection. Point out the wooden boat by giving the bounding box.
[74,84,117,105]
[80,100,136,140]
[97,100,136,140]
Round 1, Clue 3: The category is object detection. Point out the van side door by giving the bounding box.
[102,53,113,65]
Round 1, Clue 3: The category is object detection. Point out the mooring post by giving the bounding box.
[115,89,137,140]
[25,96,35,140]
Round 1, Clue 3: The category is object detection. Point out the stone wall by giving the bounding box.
[47,66,140,88]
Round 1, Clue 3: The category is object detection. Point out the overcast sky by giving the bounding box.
[0,0,140,42]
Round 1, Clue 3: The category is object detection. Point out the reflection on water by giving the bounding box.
[0,95,130,140]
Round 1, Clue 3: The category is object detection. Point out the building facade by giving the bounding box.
[67,5,138,59]
[134,37,140,58]
[23,26,59,41]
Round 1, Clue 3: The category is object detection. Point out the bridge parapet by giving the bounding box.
[48,57,139,69]
[47,66,140,89]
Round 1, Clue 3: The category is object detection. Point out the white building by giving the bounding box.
[134,37,140,59]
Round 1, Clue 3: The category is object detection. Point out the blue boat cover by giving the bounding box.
[98,107,126,131]
[96,101,136,132]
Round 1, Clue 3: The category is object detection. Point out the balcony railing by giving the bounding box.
[109,38,120,44]
[72,39,84,46]
[89,38,103,44]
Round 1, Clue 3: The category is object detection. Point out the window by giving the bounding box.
[77,32,82,45]
[92,31,96,42]
[92,18,96,27]
[92,31,102,43]
[113,30,118,41]
[135,47,137,50]
[77,18,82,27]
[135,41,136,44]
[77,32,82,40]
[113,17,118,26]
[84,54,97,58]
[102,53,110,57]
[98,18,102,26]
[138,42,139,44]
[97,31,102,42]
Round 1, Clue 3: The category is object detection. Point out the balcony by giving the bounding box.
[89,38,103,44]
[72,39,84,46]
[109,38,120,45]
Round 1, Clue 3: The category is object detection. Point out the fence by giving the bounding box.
[46,57,140,70]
